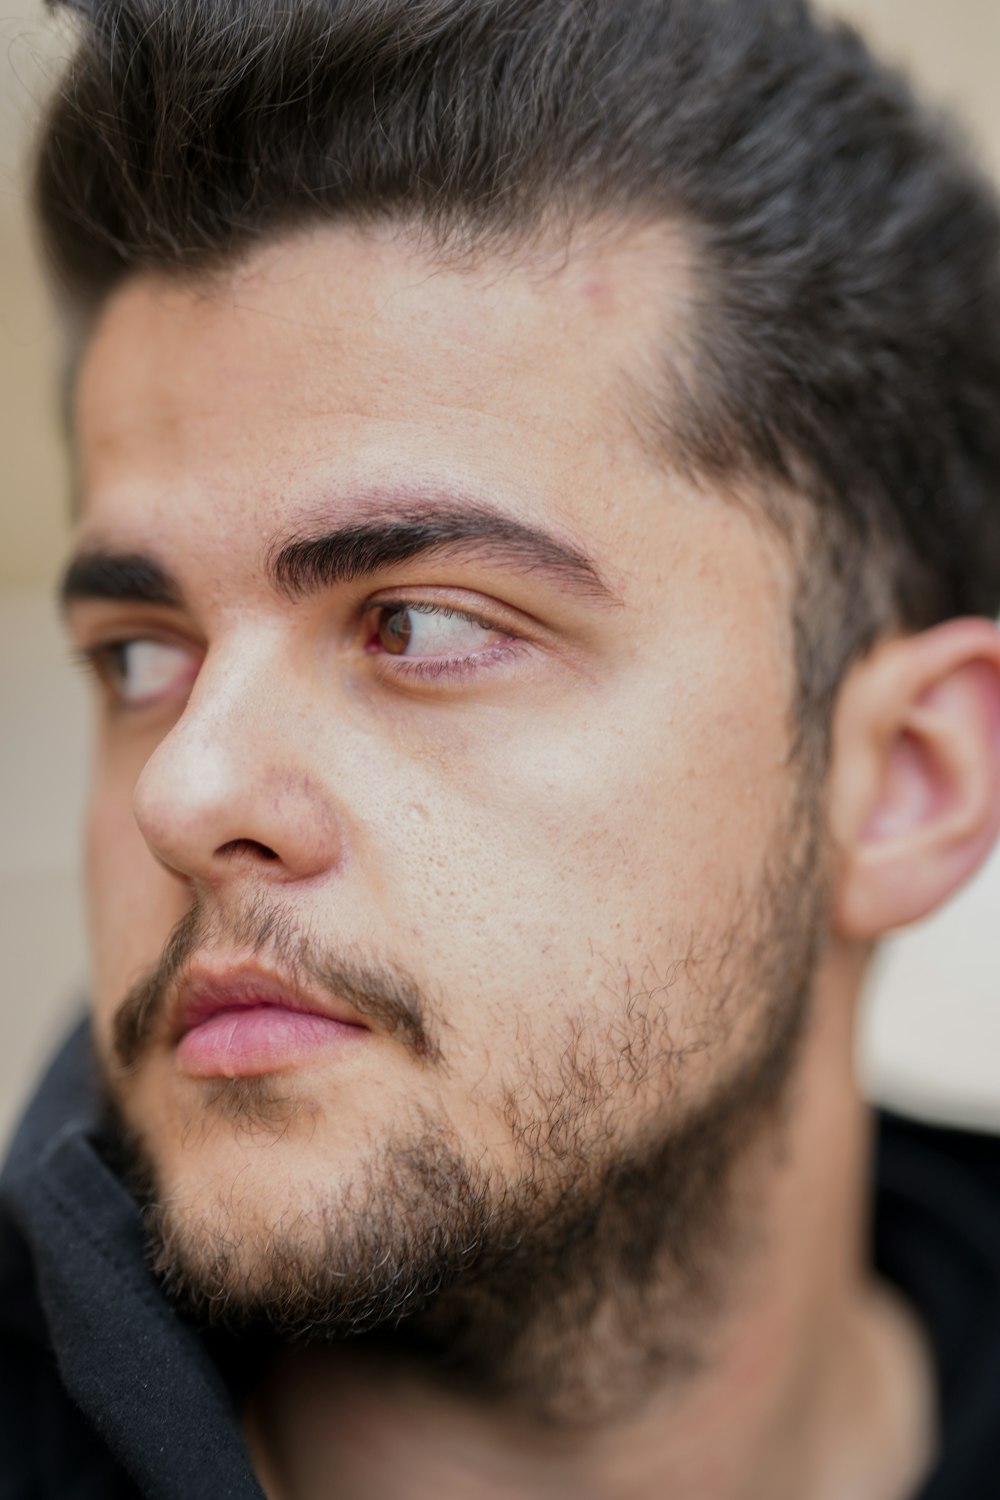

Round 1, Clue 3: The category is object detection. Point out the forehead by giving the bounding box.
[73,223,695,538]
[70,219,792,635]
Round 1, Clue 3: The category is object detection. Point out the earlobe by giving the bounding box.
[831,620,1000,941]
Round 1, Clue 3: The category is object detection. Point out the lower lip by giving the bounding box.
[176,1005,367,1078]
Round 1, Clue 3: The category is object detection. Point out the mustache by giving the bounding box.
[111,895,442,1070]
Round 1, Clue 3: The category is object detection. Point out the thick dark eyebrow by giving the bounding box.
[58,503,618,613]
[268,503,619,604]
[59,550,183,612]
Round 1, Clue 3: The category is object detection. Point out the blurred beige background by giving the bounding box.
[2,0,999,1146]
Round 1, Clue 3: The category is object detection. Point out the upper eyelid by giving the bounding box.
[364,601,528,662]
[362,588,535,633]
[77,635,197,672]
[366,597,505,626]
[64,610,204,655]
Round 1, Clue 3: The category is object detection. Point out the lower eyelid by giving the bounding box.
[377,640,527,682]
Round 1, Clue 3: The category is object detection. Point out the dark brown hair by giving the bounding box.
[33,0,1000,748]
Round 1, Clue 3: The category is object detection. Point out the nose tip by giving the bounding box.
[132,693,344,889]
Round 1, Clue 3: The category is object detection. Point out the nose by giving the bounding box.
[132,643,344,889]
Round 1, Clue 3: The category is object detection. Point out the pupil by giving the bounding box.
[380,607,412,655]
[110,642,131,686]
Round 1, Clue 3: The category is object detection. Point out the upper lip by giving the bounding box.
[171,961,370,1042]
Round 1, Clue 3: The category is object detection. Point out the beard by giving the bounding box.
[98,788,828,1421]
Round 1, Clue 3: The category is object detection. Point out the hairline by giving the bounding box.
[61,203,902,770]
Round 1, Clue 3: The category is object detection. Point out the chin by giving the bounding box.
[116,1098,501,1345]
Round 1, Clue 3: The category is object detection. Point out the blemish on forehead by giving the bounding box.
[579,277,617,317]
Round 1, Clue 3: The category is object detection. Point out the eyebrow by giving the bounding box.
[59,550,183,611]
[268,502,618,604]
[58,500,619,613]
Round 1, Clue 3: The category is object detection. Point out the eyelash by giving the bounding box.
[71,641,124,684]
[381,641,526,682]
[364,600,528,682]
[69,640,187,707]
[70,598,531,702]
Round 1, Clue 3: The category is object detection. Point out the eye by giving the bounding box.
[368,603,511,660]
[78,637,199,707]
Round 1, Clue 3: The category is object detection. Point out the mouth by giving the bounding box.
[173,963,371,1079]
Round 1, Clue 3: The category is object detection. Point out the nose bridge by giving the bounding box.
[133,628,342,884]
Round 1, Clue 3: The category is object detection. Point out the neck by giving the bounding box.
[245,952,938,1500]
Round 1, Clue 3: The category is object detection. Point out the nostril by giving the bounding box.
[216,839,280,862]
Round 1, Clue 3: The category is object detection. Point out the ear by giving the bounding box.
[830,619,1000,940]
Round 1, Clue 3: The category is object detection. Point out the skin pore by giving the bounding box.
[63,220,1000,1499]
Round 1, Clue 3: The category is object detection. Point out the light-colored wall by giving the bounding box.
[1,1,70,595]
[1,1,998,1145]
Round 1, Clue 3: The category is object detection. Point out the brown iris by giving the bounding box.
[377,605,412,656]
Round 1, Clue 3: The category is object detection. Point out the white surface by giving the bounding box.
[0,590,997,1149]
[860,859,1000,1127]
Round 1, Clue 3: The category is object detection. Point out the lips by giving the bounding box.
[172,964,370,1078]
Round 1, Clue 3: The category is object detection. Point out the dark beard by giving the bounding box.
[100,798,826,1422]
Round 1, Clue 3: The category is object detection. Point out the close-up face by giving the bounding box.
[64,222,823,1334]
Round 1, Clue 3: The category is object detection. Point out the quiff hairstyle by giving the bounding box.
[33,0,1000,756]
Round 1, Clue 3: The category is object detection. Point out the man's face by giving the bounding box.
[66,223,821,1357]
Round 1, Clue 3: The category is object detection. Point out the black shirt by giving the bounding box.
[1,1021,998,1498]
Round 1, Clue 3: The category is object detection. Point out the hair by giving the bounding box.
[33,0,1000,757]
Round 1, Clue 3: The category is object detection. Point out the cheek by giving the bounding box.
[85,757,187,1015]
[366,667,788,1054]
